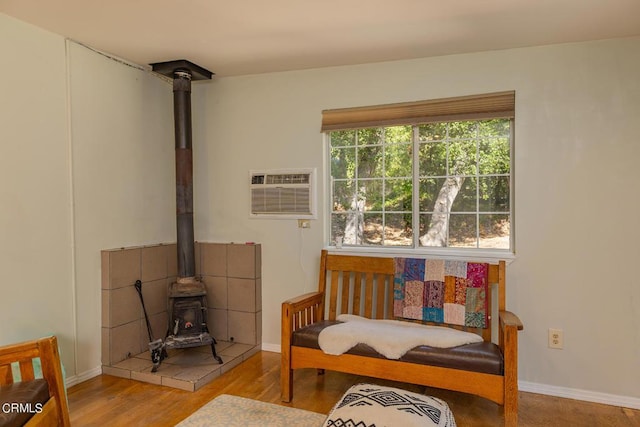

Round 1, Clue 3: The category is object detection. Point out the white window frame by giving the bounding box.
[324,121,515,262]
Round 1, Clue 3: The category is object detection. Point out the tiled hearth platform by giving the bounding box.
[103,341,259,391]
[101,242,262,391]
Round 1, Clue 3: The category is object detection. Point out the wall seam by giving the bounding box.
[64,38,80,377]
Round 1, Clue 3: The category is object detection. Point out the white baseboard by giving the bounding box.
[261,342,281,353]
[64,366,102,388]
[519,381,640,410]
[264,342,639,410]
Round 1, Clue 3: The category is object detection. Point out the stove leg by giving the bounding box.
[202,324,223,364]
[211,338,223,364]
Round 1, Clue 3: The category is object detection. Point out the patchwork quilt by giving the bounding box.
[393,258,489,328]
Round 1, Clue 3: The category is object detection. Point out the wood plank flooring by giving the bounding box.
[67,351,639,426]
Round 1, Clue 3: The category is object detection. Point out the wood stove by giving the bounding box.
[146,59,223,371]
[163,278,222,363]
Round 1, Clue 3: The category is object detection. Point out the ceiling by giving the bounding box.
[1,0,639,77]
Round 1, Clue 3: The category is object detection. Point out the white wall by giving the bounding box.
[0,13,75,373]
[197,37,640,402]
[0,13,176,380]
[67,42,176,375]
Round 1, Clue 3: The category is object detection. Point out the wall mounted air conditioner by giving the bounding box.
[249,168,317,219]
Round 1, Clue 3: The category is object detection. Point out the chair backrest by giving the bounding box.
[0,336,70,426]
[318,250,506,342]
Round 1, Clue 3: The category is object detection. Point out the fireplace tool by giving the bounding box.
[134,280,166,372]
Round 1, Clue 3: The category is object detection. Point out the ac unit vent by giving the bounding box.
[249,169,316,219]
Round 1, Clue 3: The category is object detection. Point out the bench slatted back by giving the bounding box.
[320,252,395,321]
[318,250,506,343]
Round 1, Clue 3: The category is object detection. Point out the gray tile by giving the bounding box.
[132,368,162,385]
[110,285,142,327]
[161,376,194,391]
[113,357,153,372]
[256,310,262,344]
[163,348,211,366]
[167,244,178,277]
[108,247,141,289]
[254,244,261,279]
[107,339,249,392]
[201,243,227,277]
[227,244,256,279]
[208,308,228,342]
[146,311,168,343]
[173,365,219,382]
[101,251,110,290]
[109,321,142,365]
[227,278,256,312]
[142,245,168,282]
[219,343,254,358]
[194,242,201,276]
[256,278,262,311]
[214,340,233,352]
[242,346,261,361]
[140,278,168,315]
[101,328,110,366]
[102,290,110,327]
[228,311,257,345]
[220,356,244,374]
[194,369,222,391]
[102,366,131,379]
[202,276,227,310]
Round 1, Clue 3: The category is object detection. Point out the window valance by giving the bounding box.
[321,91,515,132]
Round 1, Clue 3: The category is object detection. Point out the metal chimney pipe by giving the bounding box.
[150,60,213,279]
[173,70,195,278]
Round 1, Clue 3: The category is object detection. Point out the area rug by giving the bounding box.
[175,394,327,426]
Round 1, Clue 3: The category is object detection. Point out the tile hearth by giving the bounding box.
[102,341,259,391]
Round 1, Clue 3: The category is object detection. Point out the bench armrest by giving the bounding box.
[282,291,324,332]
[499,310,523,331]
[283,291,323,310]
[498,309,523,386]
[281,290,325,402]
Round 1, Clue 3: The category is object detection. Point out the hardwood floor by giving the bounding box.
[68,351,639,426]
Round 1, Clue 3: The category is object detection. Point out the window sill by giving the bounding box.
[324,245,515,264]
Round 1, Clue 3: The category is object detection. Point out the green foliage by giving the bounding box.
[329,119,511,247]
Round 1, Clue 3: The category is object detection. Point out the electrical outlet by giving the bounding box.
[548,328,563,349]
[298,219,311,229]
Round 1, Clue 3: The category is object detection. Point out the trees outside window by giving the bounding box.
[329,118,512,252]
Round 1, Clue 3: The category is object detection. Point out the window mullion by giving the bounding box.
[475,125,481,248]
[412,125,420,249]
[355,131,360,245]
[381,130,386,246]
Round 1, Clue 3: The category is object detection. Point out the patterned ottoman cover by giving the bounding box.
[323,383,456,427]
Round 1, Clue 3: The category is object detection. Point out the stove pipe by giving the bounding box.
[150,60,213,279]
[173,71,196,278]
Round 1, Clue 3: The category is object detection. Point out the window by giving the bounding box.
[324,92,514,253]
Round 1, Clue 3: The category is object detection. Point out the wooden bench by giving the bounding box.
[281,250,523,425]
[0,336,71,427]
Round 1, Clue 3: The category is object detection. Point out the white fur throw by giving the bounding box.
[318,314,483,359]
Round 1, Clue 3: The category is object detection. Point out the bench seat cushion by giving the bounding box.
[292,320,503,376]
[0,379,50,427]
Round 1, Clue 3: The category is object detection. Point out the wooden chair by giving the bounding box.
[0,336,71,426]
